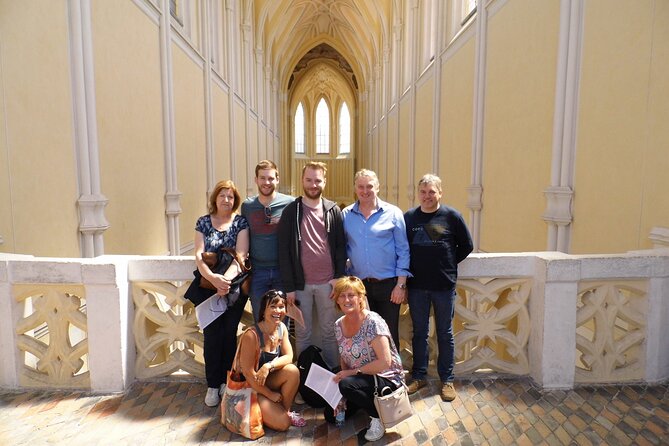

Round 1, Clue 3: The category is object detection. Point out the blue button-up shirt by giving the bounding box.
[342,198,411,280]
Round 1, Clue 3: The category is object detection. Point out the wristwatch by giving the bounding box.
[397,283,407,289]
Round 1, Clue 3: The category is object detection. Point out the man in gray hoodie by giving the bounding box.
[277,161,347,368]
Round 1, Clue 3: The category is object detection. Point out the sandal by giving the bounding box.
[288,411,306,427]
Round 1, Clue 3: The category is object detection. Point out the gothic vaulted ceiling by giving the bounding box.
[254,0,392,92]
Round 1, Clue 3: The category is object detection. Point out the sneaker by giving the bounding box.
[294,392,305,405]
[441,382,456,402]
[406,378,427,395]
[205,387,220,406]
[219,383,226,396]
[364,417,385,442]
[288,411,306,427]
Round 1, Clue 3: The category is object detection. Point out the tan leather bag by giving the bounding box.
[199,249,252,295]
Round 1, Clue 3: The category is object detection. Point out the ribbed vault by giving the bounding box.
[255,0,390,92]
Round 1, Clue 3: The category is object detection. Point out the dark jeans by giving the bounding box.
[363,278,401,349]
[324,374,398,422]
[249,266,283,322]
[408,286,456,382]
[203,295,247,388]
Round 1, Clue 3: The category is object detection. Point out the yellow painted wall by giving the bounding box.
[415,73,435,192]
[480,0,559,252]
[247,116,258,195]
[439,38,476,222]
[378,119,388,198]
[386,108,399,203]
[233,101,248,189]
[212,86,232,186]
[640,1,669,248]
[172,44,206,249]
[93,1,166,255]
[572,0,658,253]
[0,43,12,253]
[397,98,412,210]
[0,0,80,256]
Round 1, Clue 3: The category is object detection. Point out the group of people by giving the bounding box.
[191,160,473,441]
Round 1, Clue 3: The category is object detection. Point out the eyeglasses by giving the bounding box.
[264,206,272,224]
[265,289,286,299]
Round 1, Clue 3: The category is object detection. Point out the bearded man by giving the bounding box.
[277,161,346,368]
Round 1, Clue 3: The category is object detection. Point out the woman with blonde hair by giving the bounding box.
[193,180,249,407]
[329,276,406,441]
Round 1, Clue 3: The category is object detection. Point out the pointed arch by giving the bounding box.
[339,102,351,154]
[294,102,305,154]
[315,97,330,154]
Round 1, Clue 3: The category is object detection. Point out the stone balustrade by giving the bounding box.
[1,251,667,393]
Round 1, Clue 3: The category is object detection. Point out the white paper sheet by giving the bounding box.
[195,294,227,329]
[305,363,343,410]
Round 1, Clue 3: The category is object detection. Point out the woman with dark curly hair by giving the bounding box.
[236,290,305,430]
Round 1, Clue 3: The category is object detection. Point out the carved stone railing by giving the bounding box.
[1,251,667,392]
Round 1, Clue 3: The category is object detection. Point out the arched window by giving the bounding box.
[315,98,330,154]
[294,102,305,154]
[339,102,351,154]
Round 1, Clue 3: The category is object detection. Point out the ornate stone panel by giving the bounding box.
[132,281,203,379]
[454,278,532,375]
[14,285,89,388]
[575,281,647,383]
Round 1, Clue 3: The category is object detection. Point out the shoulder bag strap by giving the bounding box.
[232,327,261,374]
[365,341,380,397]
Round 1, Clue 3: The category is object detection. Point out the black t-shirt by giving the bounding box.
[404,205,473,290]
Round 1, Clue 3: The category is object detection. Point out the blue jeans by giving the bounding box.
[250,266,283,322]
[408,287,456,383]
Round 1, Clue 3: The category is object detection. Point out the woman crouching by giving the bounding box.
[330,276,406,442]
[237,290,306,430]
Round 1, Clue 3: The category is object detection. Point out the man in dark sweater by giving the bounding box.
[277,161,346,368]
[404,174,473,402]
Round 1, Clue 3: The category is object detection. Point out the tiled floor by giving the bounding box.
[0,377,667,445]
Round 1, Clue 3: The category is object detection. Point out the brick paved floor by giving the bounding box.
[0,377,667,445]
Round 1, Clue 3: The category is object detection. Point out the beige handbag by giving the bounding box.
[372,375,414,428]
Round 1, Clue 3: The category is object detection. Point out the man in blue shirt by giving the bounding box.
[342,169,411,349]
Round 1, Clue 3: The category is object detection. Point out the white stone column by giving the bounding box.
[645,257,669,383]
[83,259,131,392]
[225,0,238,181]
[68,0,109,257]
[469,0,489,252]
[159,0,181,255]
[531,254,578,388]
[202,0,215,196]
[544,0,584,252]
[0,258,20,388]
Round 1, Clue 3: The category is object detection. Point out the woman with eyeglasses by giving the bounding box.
[329,276,406,442]
[235,290,305,430]
[193,180,250,407]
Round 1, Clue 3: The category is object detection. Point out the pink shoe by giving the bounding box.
[288,411,306,427]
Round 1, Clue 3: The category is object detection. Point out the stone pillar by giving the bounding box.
[645,256,669,383]
[84,258,131,392]
[530,254,578,388]
[0,257,21,388]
